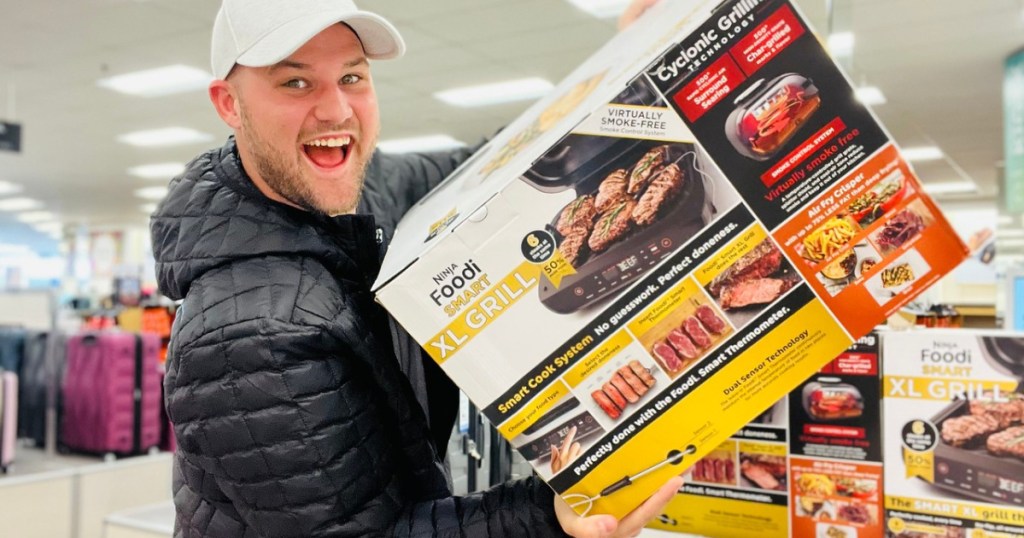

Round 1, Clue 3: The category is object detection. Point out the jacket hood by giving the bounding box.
[150,138,380,300]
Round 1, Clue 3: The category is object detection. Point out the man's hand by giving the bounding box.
[554,476,683,538]
[618,0,661,31]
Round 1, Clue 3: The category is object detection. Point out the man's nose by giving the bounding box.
[313,86,354,123]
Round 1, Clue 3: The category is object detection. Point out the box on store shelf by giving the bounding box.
[883,330,1024,537]
[372,0,968,518]
[651,332,885,537]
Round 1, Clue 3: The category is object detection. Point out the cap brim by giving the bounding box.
[236,9,405,69]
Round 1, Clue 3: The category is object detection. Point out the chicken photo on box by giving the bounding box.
[883,330,1024,537]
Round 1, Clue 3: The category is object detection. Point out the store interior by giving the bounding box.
[0,0,1022,537]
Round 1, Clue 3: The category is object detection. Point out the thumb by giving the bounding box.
[566,514,618,538]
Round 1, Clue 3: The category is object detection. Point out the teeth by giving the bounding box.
[306,136,351,147]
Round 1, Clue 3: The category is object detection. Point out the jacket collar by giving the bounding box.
[151,137,381,300]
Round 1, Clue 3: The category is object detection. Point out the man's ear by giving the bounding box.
[209,79,242,130]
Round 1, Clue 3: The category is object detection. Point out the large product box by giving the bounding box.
[883,330,1024,537]
[652,333,885,537]
[372,0,968,518]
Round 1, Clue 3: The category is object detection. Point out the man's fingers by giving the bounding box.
[618,0,660,30]
[617,476,683,531]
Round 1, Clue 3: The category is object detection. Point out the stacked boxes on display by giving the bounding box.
[373,0,968,518]
[883,330,1024,537]
[652,332,884,537]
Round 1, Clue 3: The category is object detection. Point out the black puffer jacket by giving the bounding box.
[151,138,568,538]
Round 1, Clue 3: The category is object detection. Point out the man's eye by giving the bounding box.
[341,74,362,85]
[283,79,308,89]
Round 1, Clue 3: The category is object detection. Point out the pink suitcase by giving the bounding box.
[0,371,17,471]
[62,331,162,456]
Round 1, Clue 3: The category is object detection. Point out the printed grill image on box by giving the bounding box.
[651,333,885,537]
[883,330,1024,537]
[372,0,968,519]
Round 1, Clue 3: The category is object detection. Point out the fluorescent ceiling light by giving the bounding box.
[32,222,63,235]
[0,243,32,255]
[128,162,186,179]
[902,146,943,162]
[827,32,855,58]
[434,78,554,108]
[0,197,42,211]
[999,215,1015,225]
[135,186,169,201]
[118,127,214,147]
[855,86,886,106]
[999,228,1024,238]
[0,181,22,196]
[97,64,213,97]
[922,181,976,195]
[378,135,467,154]
[564,0,630,18]
[140,203,158,214]
[16,211,55,223]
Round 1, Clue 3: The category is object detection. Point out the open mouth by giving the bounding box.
[302,136,351,169]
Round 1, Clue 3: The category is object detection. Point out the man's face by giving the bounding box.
[229,24,379,216]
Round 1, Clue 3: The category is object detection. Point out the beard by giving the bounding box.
[237,101,373,216]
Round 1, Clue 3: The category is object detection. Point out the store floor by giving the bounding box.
[0,445,698,537]
[6,442,106,476]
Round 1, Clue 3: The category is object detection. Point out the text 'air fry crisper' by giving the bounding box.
[372,0,968,519]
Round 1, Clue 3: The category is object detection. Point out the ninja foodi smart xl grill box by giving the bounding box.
[372,0,967,519]
[883,330,1024,538]
[652,332,885,537]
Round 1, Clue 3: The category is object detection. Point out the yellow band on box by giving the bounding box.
[884,377,1018,402]
[561,300,849,517]
[885,495,1024,527]
[499,381,572,438]
[650,489,788,536]
[425,262,541,363]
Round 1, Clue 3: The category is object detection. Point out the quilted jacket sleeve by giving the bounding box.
[166,257,568,538]
[360,144,482,230]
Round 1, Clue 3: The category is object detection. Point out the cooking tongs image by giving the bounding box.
[563,444,696,516]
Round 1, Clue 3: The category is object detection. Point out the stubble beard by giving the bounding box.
[238,102,374,216]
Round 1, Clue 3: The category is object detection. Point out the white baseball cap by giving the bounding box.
[211,0,406,79]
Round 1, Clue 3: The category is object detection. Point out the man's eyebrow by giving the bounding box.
[267,60,308,74]
[267,57,368,74]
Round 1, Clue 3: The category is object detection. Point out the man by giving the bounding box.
[151,0,678,536]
